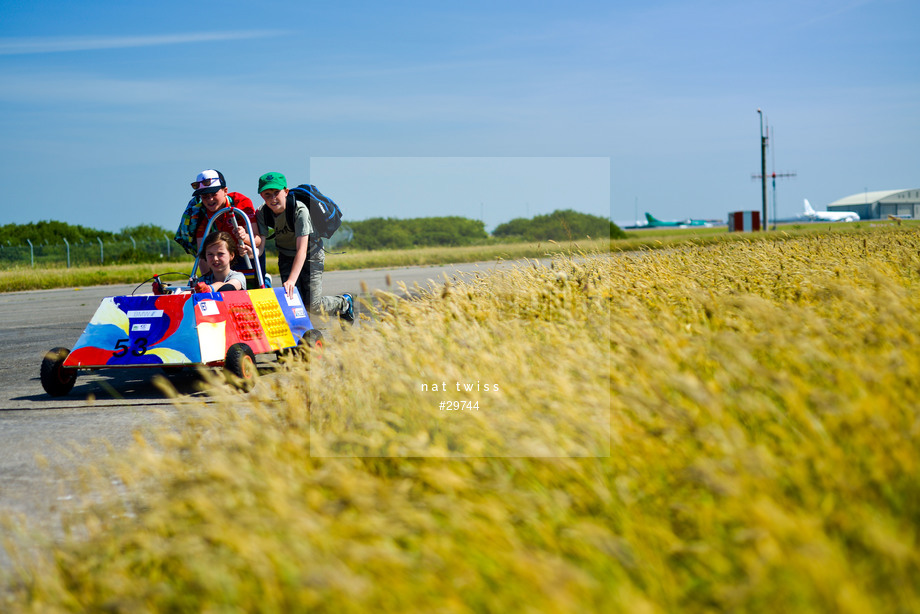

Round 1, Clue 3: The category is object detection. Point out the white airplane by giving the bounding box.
[803,199,860,222]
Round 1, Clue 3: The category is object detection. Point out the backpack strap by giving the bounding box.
[286,192,297,230]
[259,205,277,241]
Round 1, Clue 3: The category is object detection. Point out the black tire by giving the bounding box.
[40,347,77,397]
[305,328,324,348]
[224,343,257,391]
[294,328,324,360]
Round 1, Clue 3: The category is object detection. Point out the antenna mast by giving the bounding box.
[758,109,767,229]
[752,116,796,229]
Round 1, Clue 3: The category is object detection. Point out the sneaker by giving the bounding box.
[340,293,355,323]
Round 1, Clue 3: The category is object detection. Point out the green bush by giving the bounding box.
[345,216,488,250]
[493,209,623,241]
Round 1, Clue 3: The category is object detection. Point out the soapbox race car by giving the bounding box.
[40,207,323,397]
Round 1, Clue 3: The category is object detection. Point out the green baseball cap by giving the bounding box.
[258,172,287,193]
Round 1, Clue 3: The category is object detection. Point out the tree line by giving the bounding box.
[345,209,621,250]
[0,209,622,252]
[0,221,171,246]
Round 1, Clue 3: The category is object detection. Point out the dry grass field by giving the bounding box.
[3,226,919,612]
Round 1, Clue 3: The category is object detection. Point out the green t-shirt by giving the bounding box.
[256,195,316,257]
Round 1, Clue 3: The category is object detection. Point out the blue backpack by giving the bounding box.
[290,184,343,239]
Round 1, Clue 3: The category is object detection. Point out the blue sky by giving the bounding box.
[0,0,917,232]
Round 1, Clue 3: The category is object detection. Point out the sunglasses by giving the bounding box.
[191,177,221,189]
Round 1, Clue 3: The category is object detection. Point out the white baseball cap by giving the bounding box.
[191,169,226,195]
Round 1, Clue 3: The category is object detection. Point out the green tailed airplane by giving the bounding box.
[644,212,711,228]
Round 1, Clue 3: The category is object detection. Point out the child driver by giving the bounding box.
[195,231,250,293]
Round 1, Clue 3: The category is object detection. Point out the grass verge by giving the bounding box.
[0,238,610,293]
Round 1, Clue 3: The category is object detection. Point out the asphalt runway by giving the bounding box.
[0,259,528,564]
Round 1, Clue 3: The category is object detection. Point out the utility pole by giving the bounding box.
[752,125,796,228]
[758,109,768,230]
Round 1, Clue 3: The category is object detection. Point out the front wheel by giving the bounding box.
[40,347,77,397]
[224,343,257,391]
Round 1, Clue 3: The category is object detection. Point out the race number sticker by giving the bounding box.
[285,293,302,307]
[131,323,151,332]
[198,300,219,316]
[127,310,164,318]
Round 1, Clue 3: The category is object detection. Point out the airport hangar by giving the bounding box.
[828,189,920,220]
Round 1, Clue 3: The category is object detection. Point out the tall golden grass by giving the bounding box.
[3,227,920,612]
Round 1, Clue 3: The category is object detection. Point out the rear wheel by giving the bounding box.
[40,347,77,397]
[224,343,257,391]
[294,328,324,360]
[305,328,324,349]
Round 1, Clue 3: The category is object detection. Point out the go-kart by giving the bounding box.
[40,206,322,397]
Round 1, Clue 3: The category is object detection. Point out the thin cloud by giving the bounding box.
[0,31,285,55]
[791,0,880,29]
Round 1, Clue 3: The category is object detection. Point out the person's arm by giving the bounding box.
[231,209,256,255]
[250,207,266,255]
[222,271,246,291]
[235,232,254,258]
[283,235,309,299]
[232,223,253,256]
[194,272,213,293]
[235,227,258,259]
[233,195,258,254]
[197,271,245,292]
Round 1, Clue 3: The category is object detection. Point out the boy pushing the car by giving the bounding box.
[252,172,354,323]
